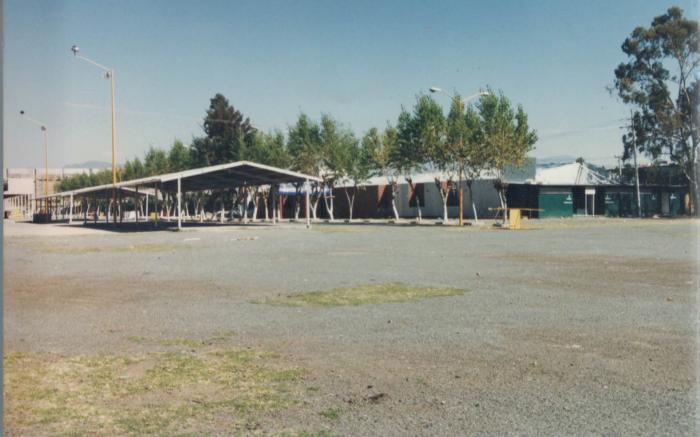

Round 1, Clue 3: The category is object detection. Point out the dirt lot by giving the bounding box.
[3,218,699,436]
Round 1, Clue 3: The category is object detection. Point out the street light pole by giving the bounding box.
[631,111,642,218]
[70,45,117,186]
[71,45,118,223]
[20,111,49,211]
[429,86,489,226]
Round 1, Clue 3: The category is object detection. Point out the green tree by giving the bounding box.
[408,95,446,221]
[478,91,537,222]
[191,94,254,166]
[287,113,323,219]
[319,114,356,221]
[168,140,192,172]
[338,128,372,221]
[364,126,400,220]
[242,130,291,221]
[442,96,473,224]
[392,106,425,221]
[245,130,290,168]
[613,6,699,214]
[144,147,169,175]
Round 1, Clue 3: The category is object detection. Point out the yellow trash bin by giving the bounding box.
[508,208,521,230]
[150,212,157,220]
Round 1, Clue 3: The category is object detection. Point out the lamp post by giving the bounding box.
[20,111,49,212]
[71,45,118,223]
[429,86,490,226]
[71,45,117,185]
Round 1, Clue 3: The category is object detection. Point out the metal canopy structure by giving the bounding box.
[116,161,321,192]
[31,161,320,229]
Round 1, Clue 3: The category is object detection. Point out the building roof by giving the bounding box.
[534,162,613,186]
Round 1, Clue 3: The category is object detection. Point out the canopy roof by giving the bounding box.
[34,161,321,201]
[35,186,148,200]
[118,161,320,192]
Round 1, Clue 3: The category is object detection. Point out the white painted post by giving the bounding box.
[177,177,182,230]
[145,192,149,222]
[154,186,159,228]
[273,186,277,224]
[69,193,74,224]
[305,179,311,229]
[220,197,225,224]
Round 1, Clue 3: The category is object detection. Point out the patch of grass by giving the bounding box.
[319,407,342,421]
[254,282,465,307]
[126,330,235,348]
[43,243,189,254]
[4,345,305,436]
[415,377,428,387]
[295,431,340,437]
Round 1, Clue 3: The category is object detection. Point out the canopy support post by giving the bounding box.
[273,185,277,224]
[177,177,182,231]
[154,185,159,228]
[69,193,74,224]
[305,179,310,229]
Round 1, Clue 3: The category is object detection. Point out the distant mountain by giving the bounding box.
[63,160,112,169]
[535,155,576,166]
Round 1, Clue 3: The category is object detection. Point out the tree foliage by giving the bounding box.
[478,91,537,176]
[191,94,254,167]
[614,6,699,213]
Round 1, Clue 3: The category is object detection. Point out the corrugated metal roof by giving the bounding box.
[34,161,321,199]
[534,162,613,185]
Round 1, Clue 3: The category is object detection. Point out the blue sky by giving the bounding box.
[4,0,698,168]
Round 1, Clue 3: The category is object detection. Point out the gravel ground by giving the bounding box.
[4,218,699,436]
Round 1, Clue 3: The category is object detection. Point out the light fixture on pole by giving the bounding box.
[70,45,117,187]
[429,86,490,103]
[71,45,119,223]
[429,86,490,226]
[20,110,49,211]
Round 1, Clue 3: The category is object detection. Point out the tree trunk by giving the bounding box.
[312,196,320,220]
[689,175,698,216]
[262,191,270,221]
[251,191,259,222]
[435,179,450,223]
[243,190,251,223]
[323,186,335,221]
[390,182,400,221]
[407,179,422,222]
[467,181,478,222]
[497,189,508,224]
[344,187,355,221]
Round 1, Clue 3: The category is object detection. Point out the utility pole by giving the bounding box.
[631,111,642,218]
[615,155,623,181]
